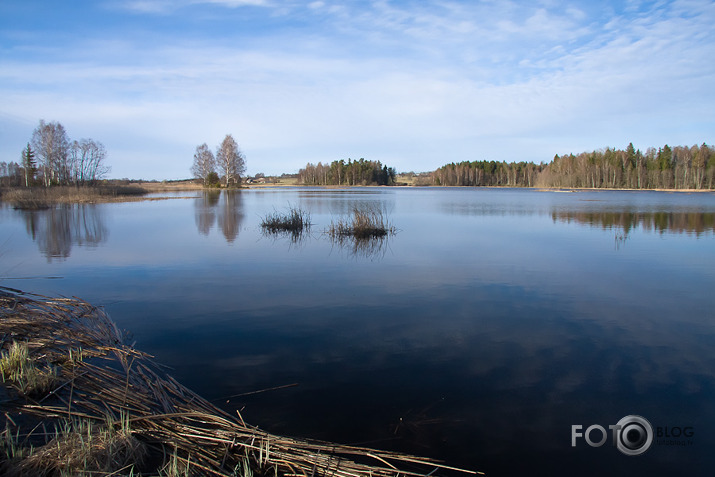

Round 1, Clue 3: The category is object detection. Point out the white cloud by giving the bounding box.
[1,0,714,178]
[192,0,270,7]
[119,0,180,13]
[116,0,271,13]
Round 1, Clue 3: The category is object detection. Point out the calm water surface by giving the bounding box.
[2,188,715,476]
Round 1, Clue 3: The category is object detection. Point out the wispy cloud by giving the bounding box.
[1,0,713,179]
[120,0,272,12]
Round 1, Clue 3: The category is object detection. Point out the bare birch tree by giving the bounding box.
[68,139,110,184]
[191,143,216,185]
[216,134,246,187]
[31,120,70,186]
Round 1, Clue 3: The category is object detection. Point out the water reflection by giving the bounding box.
[552,210,715,236]
[296,189,394,217]
[193,191,245,243]
[260,226,312,246]
[194,190,220,235]
[329,234,392,260]
[18,205,107,261]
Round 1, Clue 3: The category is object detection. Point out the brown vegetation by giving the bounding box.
[0,288,480,477]
[328,206,396,239]
[260,207,311,238]
[1,185,148,209]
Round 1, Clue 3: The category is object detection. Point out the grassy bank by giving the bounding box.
[0,185,149,209]
[0,288,479,477]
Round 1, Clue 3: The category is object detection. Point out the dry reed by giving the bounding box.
[260,207,311,235]
[328,206,396,240]
[1,186,148,209]
[0,287,482,477]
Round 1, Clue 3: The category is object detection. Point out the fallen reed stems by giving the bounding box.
[0,287,482,477]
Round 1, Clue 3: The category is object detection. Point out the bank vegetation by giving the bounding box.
[0,288,478,477]
[0,185,148,209]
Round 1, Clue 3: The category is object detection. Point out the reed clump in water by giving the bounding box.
[260,207,311,235]
[328,206,396,240]
[0,287,481,477]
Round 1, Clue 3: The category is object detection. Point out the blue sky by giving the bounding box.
[1,0,714,180]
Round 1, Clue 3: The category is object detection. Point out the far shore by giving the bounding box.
[2,181,712,210]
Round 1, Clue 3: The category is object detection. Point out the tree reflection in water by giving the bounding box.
[19,205,108,261]
[193,190,245,243]
[194,190,220,236]
[551,209,715,236]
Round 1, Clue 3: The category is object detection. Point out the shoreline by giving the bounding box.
[0,287,479,477]
[2,183,712,210]
[250,184,715,193]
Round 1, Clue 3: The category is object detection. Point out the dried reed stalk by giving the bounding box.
[0,287,482,476]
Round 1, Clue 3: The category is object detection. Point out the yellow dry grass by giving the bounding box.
[0,287,482,477]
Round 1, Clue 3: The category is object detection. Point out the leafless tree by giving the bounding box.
[0,161,23,186]
[69,139,110,184]
[31,120,69,186]
[216,134,246,187]
[191,143,216,185]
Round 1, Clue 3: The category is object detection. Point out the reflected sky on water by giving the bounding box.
[1,188,715,476]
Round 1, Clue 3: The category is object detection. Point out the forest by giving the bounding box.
[4,135,714,191]
[432,160,542,187]
[299,159,396,186]
[433,143,715,189]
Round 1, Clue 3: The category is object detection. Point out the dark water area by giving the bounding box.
[2,188,715,476]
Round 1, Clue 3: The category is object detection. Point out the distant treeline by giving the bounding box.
[433,161,543,187]
[433,143,715,189]
[299,158,396,186]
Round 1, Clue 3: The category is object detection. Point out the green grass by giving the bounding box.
[2,414,146,476]
[0,341,57,397]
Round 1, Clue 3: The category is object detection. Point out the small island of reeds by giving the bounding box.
[260,206,311,236]
[328,206,396,240]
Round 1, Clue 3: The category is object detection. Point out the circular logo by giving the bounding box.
[615,415,653,456]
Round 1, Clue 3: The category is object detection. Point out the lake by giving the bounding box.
[2,187,714,476]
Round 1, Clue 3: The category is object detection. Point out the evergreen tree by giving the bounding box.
[21,143,36,187]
